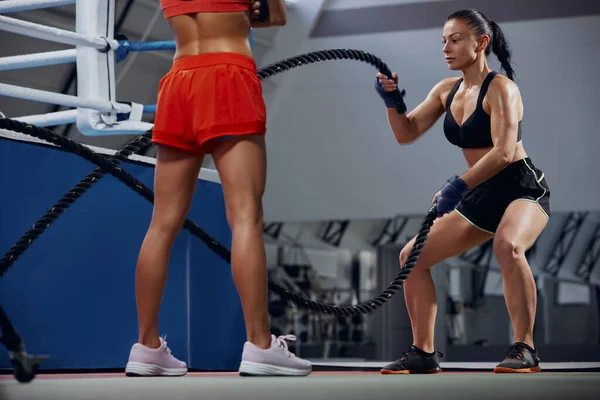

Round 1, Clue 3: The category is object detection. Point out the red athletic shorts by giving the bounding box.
[152,52,266,154]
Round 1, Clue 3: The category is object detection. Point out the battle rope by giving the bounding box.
[0,49,437,317]
[0,133,153,273]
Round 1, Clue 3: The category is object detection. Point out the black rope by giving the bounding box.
[0,305,21,351]
[256,49,395,80]
[0,132,153,273]
[0,49,435,317]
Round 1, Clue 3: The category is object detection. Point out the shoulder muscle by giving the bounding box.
[486,74,521,115]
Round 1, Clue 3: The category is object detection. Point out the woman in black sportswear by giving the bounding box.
[375,9,550,374]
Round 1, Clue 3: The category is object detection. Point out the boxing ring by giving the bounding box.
[0,0,439,383]
[1,1,599,398]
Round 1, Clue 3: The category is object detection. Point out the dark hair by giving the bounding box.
[447,9,515,81]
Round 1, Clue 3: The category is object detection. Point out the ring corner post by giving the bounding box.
[75,0,117,136]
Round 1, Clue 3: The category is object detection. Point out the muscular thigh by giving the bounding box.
[494,200,549,250]
[211,135,266,218]
[153,145,204,227]
[402,211,494,269]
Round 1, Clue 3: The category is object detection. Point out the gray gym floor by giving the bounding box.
[2,363,599,400]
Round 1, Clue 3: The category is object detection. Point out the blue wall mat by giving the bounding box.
[0,137,245,371]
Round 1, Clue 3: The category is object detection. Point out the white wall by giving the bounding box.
[261,14,600,221]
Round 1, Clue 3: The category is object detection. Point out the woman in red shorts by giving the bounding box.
[124,0,312,377]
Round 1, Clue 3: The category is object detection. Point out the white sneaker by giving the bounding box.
[125,336,187,377]
[239,334,312,376]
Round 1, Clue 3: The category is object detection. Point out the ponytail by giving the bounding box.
[447,9,516,80]
[489,20,515,81]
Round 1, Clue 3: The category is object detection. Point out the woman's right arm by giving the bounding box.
[376,73,454,145]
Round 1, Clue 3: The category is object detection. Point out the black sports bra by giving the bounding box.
[443,71,522,148]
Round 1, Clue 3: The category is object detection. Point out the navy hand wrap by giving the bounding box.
[435,176,469,217]
[253,0,270,22]
[374,76,407,114]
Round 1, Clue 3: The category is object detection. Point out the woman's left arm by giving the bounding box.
[460,78,521,188]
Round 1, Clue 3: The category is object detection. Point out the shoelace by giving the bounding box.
[398,348,414,361]
[275,334,297,357]
[504,343,526,359]
[159,335,173,356]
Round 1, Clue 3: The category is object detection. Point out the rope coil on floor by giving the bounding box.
[0,49,436,318]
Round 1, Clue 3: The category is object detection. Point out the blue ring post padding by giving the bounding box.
[143,105,156,114]
[0,137,246,371]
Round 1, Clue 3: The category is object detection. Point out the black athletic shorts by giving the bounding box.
[455,157,550,234]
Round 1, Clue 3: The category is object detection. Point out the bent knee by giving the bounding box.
[399,237,441,272]
[399,246,410,268]
[399,241,424,270]
[493,236,526,265]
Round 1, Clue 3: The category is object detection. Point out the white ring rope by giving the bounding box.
[13,110,78,127]
[0,15,117,50]
[0,82,130,114]
[0,0,153,134]
[0,0,75,14]
[0,49,76,71]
